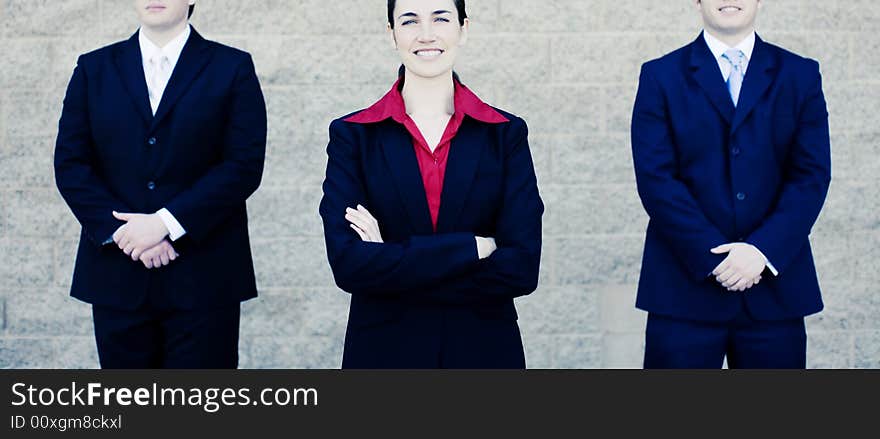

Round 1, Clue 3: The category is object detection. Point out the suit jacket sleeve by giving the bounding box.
[319,119,481,296]
[164,53,267,242]
[747,60,831,274]
[631,63,729,281]
[54,56,131,245]
[404,119,544,305]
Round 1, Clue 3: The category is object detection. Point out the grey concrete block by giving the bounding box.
[252,237,334,289]
[521,333,555,368]
[458,35,552,85]
[240,291,308,338]
[602,332,645,369]
[247,186,324,239]
[0,337,97,368]
[813,182,880,235]
[807,282,880,331]
[1,39,52,90]
[552,33,686,84]
[2,189,79,238]
[829,131,880,182]
[825,82,880,133]
[803,1,879,32]
[0,298,6,330]
[761,31,851,83]
[0,238,54,288]
[592,3,696,32]
[553,334,603,368]
[810,231,856,286]
[5,89,63,138]
[846,232,880,284]
[553,133,635,184]
[53,239,79,289]
[497,0,603,33]
[3,291,93,336]
[758,0,808,31]
[249,36,357,86]
[240,335,342,369]
[605,84,638,134]
[543,184,647,236]
[807,331,852,368]
[500,85,602,136]
[190,0,303,35]
[241,288,348,339]
[556,235,643,286]
[516,286,600,335]
[854,331,880,368]
[0,136,56,188]
[599,284,644,334]
[3,0,99,37]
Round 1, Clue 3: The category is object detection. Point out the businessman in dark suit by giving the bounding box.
[630,0,831,368]
[54,0,266,368]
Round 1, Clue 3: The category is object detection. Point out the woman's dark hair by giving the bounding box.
[188,4,194,18]
[387,0,467,28]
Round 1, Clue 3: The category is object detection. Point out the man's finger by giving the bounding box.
[716,266,736,283]
[159,253,170,266]
[112,211,133,221]
[712,257,732,275]
[711,243,735,254]
[723,273,744,289]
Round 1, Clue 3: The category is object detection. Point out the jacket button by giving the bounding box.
[736,192,746,201]
[147,137,157,146]
[731,147,741,156]
[147,181,156,190]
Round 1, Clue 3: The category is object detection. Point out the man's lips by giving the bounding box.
[413,49,444,58]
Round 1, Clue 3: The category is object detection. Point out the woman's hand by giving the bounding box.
[346,205,383,243]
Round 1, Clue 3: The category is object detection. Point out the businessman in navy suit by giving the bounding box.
[54,0,266,368]
[631,0,831,368]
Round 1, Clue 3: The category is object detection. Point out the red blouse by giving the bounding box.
[345,79,508,231]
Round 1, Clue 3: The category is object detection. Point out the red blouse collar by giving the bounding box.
[345,78,509,124]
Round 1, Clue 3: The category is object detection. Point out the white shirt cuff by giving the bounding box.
[157,208,186,241]
[752,246,778,276]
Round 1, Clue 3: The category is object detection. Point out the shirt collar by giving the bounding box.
[138,24,191,66]
[345,78,509,125]
[703,29,756,62]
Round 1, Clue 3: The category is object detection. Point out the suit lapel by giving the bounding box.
[436,118,483,233]
[113,31,153,125]
[149,28,213,132]
[689,33,735,126]
[731,35,777,133]
[378,122,434,235]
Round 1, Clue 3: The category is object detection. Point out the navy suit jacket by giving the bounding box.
[631,33,831,322]
[319,108,543,367]
[54,29,267,310]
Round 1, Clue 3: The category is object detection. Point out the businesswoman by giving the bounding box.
[319,0,544,368]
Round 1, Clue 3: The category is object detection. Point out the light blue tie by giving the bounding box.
[722,48,746,107]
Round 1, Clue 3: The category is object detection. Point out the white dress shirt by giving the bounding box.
[703,30,756,82]
[139,25,191,241]
[702,29,777,277]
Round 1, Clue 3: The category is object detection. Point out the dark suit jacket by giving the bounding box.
[54,28,267,310]
[319,109,544,368]
[631,33,831,322]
